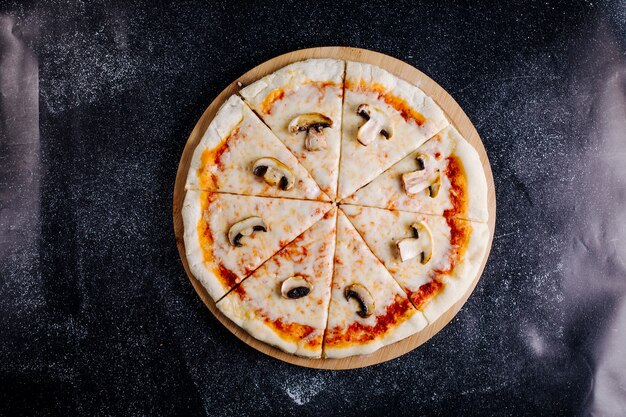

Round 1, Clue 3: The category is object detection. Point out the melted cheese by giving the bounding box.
[342,125,489,222]
[323,212,427,358]
[186,95,328,201]
[217,209,337,358]
[182,191,332,301]
[338,61,449,199]
[240,59,344,199]
[340,205,488,323]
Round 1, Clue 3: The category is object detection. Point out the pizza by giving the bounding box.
[340,205,489,323]
[186,95,328,201]
[323,212,428,358]
[182,191,331,300]
[217,209,337,358]
[240,59,344,200]
[341,125,489,222]
[338,61,449,199]
[181,58,491,360]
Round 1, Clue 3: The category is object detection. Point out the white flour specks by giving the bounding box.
[525,325,547,357]
[460,380,511,396]
[40,10,143,114]
[283,374,326,406]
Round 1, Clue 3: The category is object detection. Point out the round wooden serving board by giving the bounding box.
[173,47,496,370]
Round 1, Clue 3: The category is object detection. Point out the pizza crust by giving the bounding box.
[219,297,310,354]
[451,128,489,222]
[186,95,243,190]
[182,190,226,301]
[421,221,489,322]
[240,58,344,101]
[324,311,427,359]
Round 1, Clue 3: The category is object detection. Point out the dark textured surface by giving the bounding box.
[1,1,626,416]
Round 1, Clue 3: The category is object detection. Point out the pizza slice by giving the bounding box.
[342,125,488,222]
[216,208,337,358]
[186,95,328,201]
[323,211,427,359]
[182,191,332,301]
[340,205,489,323]
[338,61,449,199]
[239,59,344,199]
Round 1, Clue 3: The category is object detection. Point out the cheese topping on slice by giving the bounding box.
[340,205,489,323]
[342,125,489,222]
[217,209,337,358]
[240,59,344,199]
[338,61,449,199]
[323,212,427,359]
[186,95,328,201]
[182,191,332,301]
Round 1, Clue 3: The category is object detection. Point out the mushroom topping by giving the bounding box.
[401,154,441,197]
[253,157,295,190]
[356,104,394,146]
[416,154,428,170]
[228,217,267,247]
[288,113,333,151]
[428,174,442,198]
[402,169,441,196]
[344,283,375,318]
[280,276,312,299]
[396,221,433,263]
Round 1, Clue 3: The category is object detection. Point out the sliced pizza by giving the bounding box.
[323,211,427,359]
[342,125,488,222]
[217,209,337,358]
[239,59,344,199]
[186,95,328,201]
[340,205,489,323]
[182,191,332,301]
[337,61,449,199]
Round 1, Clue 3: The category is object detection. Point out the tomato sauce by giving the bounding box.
[265,318,319,347]
[259,81,339,114]
[410,280,444,310]
[197,127,239,189]
[347,81,426,126]
[325,295,414,345]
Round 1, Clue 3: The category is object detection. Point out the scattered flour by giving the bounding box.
[525,325,547,357]
[283,374,326,406]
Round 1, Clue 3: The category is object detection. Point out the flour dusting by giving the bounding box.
[283,374,326,406]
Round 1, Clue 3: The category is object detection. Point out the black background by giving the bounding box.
[1,1,626,416]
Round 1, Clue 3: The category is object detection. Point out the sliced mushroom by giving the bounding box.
[253,157,295,190]
[288,113,333,151]
[402,170,429,196]
[344,283,375,318]
[428,173,442,198]
[416,154,428,170]
[228,217,267,247]
[356,104,394,146]
[402,169,441,196]
[396,221,433,263]
[401,154,441,197]
[280,276,312,299]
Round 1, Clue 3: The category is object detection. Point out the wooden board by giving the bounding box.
[172,46,496,369]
